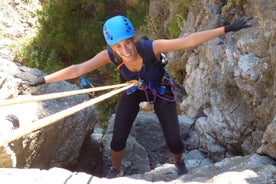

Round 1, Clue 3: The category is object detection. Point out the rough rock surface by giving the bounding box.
[158,0,276,161]
[0,154,275,184]
[0,60,98,169]
[0,0,275,183]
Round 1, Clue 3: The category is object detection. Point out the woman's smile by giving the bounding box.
[111,38,138,62]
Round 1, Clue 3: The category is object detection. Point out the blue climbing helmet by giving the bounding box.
[103,15,135,45]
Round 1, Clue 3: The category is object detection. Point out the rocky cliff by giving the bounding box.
[0,0,275,183]
[151,0,276,161]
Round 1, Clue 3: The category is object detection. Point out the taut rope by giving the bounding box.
[0,82,134,107]
[0,81,138,146]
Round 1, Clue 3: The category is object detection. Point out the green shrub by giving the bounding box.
[218,0,248,18]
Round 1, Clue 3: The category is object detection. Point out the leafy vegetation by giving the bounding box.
[148,0,201,39]
[167,1,191,38]
[16,0,107,73]
[214,0,248,18]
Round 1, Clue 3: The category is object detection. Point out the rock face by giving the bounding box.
[0,154,275,184]
[258,116,276,159]
[0,61,98,169]
[150,0,276,161]
[0,0,276,183]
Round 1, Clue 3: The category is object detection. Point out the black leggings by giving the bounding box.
[110,86,184,154]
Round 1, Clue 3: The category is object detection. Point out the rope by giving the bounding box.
[0,81,137,107]
[0,81,136,146]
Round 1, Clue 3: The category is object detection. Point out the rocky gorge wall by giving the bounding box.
[150,0,276,160]
[0,0,275,183]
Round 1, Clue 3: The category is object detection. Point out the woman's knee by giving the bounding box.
[110,139,126,152]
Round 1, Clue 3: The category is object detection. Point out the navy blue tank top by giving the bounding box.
[107,38,166,83]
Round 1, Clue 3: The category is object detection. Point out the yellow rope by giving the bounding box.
[0,81,138,107]
[0,82,136,146]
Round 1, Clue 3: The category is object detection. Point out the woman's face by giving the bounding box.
[111,38,137,62]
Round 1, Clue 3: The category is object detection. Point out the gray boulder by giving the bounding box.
[0,60,97,169]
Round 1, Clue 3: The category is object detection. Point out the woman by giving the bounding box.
[19,15,252,178]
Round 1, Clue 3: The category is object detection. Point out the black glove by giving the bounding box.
[224,16,253,33]
[15,72,45,87]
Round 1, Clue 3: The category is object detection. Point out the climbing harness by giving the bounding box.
[141,73,176,103]
[126,73,177,103]
[0,80,138,146]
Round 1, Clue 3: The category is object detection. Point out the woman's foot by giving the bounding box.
[106,167,124,178]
